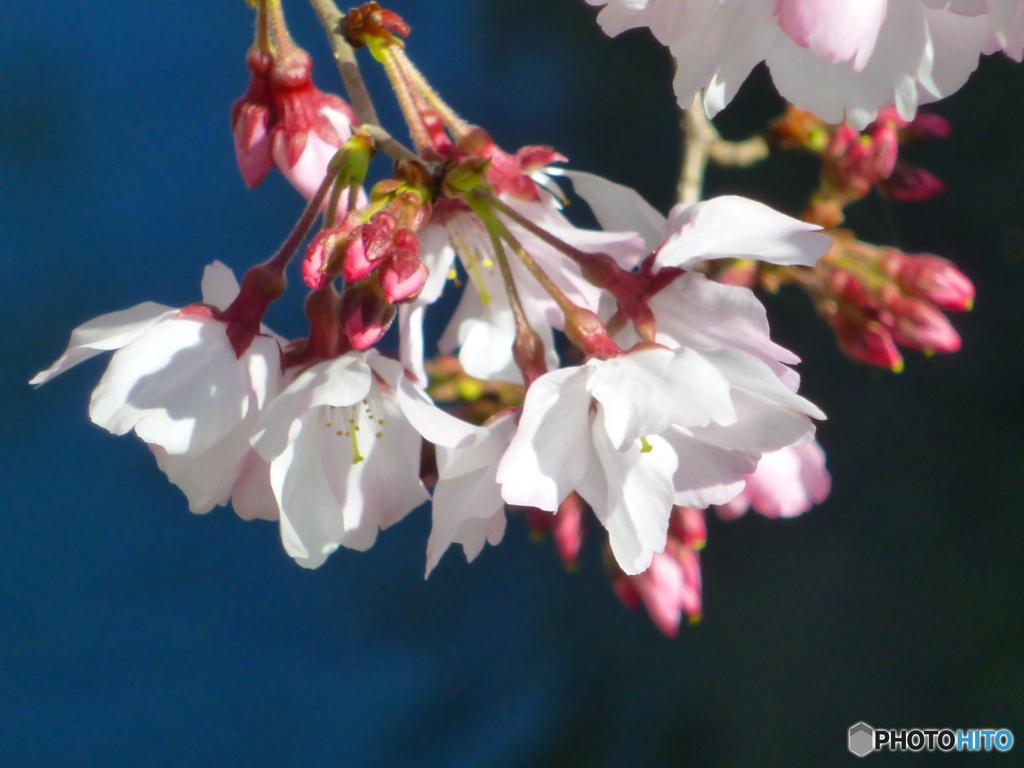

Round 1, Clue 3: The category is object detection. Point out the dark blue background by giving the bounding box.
[3,2,1023,766]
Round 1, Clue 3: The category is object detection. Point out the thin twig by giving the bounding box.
[678,94,769,204]
[307,0,380,127]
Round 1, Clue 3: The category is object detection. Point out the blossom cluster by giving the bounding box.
[32,0,1000,635]
[589,0,1024,128]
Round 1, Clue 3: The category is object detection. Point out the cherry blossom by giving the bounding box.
[497,345,824,574]
[31,262,283,517]
[250,351,418,566]
[250,350,477,569]
[586,0,1014,127]
[717,440,832,519]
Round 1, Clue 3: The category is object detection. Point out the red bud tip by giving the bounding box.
[344,3,411,48]
[831,315,904,371]
[339,281,397,350]
[378,246,427,304]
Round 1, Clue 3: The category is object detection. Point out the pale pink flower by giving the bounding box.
[250,350,474,568]
[497,346,823,574]
[717,440,832,519]
[250,351,421,567]
[561,170,830,390]
[586,0,1011,127]
[31,263,283,516]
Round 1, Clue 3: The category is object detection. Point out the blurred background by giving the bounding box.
[2,1,1022,766]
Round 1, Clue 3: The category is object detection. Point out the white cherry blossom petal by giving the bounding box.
[30,302,173,386]
[577,411,677,575]
[661,426,752,508]
[647,272,802,390]
[497,366,593,510]
[556,169,667,251]
[656,196,831,270]
[586,347,736,450]
[88,317,256,456]
[229,450,279,522]
[425,413,516,577]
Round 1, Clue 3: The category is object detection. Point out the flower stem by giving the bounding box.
[486,195,594,266]
[377,45,434,153]
[265,153,339,273]
[264,0,301,57]
[254,0,272,53]
[464,193,548,384]
[307,0,381,127]
[391,48,473,139]
[363,124,422,164]
[469,193,575,317]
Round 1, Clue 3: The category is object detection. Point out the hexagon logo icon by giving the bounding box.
[849,722,875,757]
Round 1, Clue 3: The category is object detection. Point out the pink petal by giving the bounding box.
[776,0,888,71]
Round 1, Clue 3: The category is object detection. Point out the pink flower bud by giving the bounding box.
[827,270,879,311]
[378,231,427,304]
[611,575,642,611]
[882,162,946,202]
[231,50,276,189]
[339,281,396,350]
[901,111,951,141]
[882,251,974,311]
[552,494,586,568]
[670,506,706,550]
[302,229,341,289]
[717,442,831,520]
[830,314,904,372]
[526,495,587,569]
[826,120,898,196]
[342,212,397,283]
[266,50,358,201]
[626,548,703,637]
[886,295,962,354]
[867,120,899,179]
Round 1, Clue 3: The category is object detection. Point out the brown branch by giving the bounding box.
[678,95,769,204]
[307,0,380,127]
